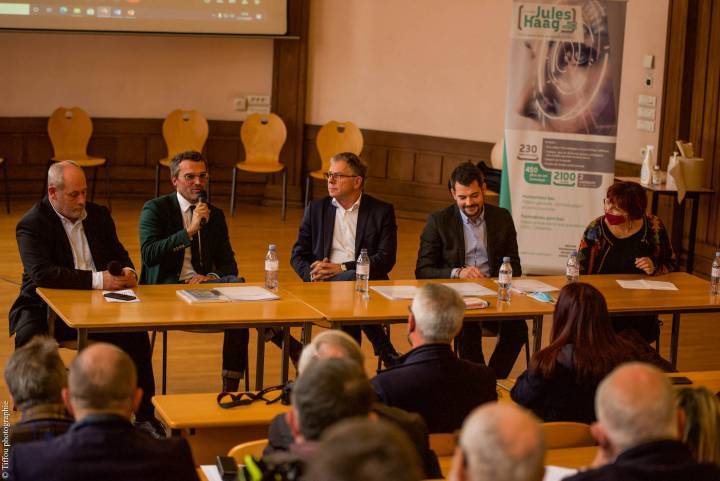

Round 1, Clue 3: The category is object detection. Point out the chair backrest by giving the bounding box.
[542,422,596,449]
[429,432,456,457]
[240,113,287,164]
[228,439,268,464]
[47,107,93,158]
[162,109,209,160]
[315,120,363,173]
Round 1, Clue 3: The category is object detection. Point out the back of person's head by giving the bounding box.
[297,329,364,374]
[457,403,545,481]
[596,362,677,452]
[5,337,67,411]
[307,418,423,481]
[67,343,138,415]
[677,387,720,465]
[411,283,465,343]
[533,282,632,384]
[291,357,373,441]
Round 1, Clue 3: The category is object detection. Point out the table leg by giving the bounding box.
[162,331,168,395]
[670,312,681,369]
[532,316,543,354]
[686,194,700,273]
[255,327,266,390]
[47,309,57,339]
[651,192,659,215]
[301,322,313,345]
[281,327,290,384]
[77,329,89,350]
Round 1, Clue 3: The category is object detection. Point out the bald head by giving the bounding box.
[68,343,138,417]
[297,330,364,375]
[48,160,83,191]
[457,403,545,481]
[596,362,677,452]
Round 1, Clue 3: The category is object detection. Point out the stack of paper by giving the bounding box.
[213,286,280,301]
[442,282,496,297]
[616,280,678,291]
[370,286,417,300]
[510,279,558,293]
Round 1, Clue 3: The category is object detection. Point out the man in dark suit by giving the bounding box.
[9,161,156,425]
[415,162,527,378]
[9,343,200,481]
[291,152,398,366]
[371,284,497,433]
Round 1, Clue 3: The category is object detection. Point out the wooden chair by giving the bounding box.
[156,109,209,198]
[429,433,456,457]
[228,439,268,464]
[46,107,110,209]
[542,422,596,449]
[0,157,9,213]
[231,113,287,221]
[305,120,363,205]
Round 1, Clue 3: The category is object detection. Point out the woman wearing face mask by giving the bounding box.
[577,181,677,341]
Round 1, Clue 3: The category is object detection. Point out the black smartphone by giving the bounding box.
[216,456,239,481]
[103,292,136,301]
[670,376,693,385]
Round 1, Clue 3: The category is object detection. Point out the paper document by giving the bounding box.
[616,280,678,291]
[213,286,280,301]
[510,279,558,293]
[543,466,578,481]
[200,465,223,481]
[442,282,496,297]
[102,289,139,302]
[370,285,417,300]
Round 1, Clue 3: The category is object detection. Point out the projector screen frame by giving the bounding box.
[0,27,300,39]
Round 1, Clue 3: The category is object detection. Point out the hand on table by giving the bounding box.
[310,257,343,281]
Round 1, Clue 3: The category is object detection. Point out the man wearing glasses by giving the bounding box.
[291,152,399,367]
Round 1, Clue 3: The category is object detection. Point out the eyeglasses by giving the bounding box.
[324,172,358,181]
[181,173,209,182]
[602,198,626,215]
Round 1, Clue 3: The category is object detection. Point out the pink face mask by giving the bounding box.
[605,213,627,225]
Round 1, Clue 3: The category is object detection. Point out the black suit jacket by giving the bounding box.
[139,193,237,284]
[9,414,200,481]
[371,344,497,433]
[415,203,521,279]
[290,194,397,281]
[9,198,134,336]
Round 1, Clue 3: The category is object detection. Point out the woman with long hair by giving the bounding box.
[511,282,672,423]
[677,387,720,466]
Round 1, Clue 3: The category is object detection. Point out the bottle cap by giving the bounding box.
[268,244,276,251]
[503,257,511,262]
[361,248,368,253]
[571,250,577,256]
[716,251,720,257]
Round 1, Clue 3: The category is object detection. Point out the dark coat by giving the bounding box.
[371,344,497,433]
[415,203,521,279]
[9,198,134,336]
[290,194,397,281]
[9,414,200,481]
[563,440,720,481]
[139,193,237,284]
[263,403,442,479]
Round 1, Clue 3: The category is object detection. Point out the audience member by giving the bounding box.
[9,161,156,427]
[371,283,496,433]
[291,152,398,367]
[448,403,545,481]
[677,387,720,466]
[564,363,720,481]
[9,343,200,481]
[307,418,423,481]
[4,337,73,444]
[415,162,527,377]
[511,283,673,423]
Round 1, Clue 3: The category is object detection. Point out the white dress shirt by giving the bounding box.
[177,192,198,281]
[51,205,103,290]
[329,194,362,265]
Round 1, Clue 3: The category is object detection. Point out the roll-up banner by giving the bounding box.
[502,0,627,274]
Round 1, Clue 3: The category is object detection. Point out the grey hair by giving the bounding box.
[596,362,677,452]
[298,330,364,375]
[411,284,465,343]
[459,404,545,481]
[47,160,81,191]
[4,337,67,411]
[68,343,137,411]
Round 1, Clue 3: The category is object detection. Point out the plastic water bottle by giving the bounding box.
[566,250,580,284]
[355,249,370,294]
[264,244,279,291]
[498,257,512,302]
[711,251,720,296]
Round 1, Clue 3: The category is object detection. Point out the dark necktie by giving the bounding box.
[189,205,203,273]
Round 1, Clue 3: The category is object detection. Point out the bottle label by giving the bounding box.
[713,267,720,278]
[566,266,578,276]
[499,273,511,284]
[356,265,370,276]
[265,260,279,272]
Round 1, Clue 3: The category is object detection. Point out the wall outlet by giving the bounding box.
[638,94,656,107]
[636,119,655,132]
[636,106,656,120]
[233,97,247,111]
[247,95,271,106]
[247,105,271,115]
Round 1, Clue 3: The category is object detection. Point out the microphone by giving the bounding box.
[198,191,208,227]
[107,261,124,277]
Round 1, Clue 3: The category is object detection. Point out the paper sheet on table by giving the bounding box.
[543,465,578,481]
[370,285,417,300]
[510,279,558,293]
[616,280,678,291]
[102,289,139,302]
[213,286,280,301]
[200,465,223,481]
[464,297,490,309]
[442,282,496,297]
